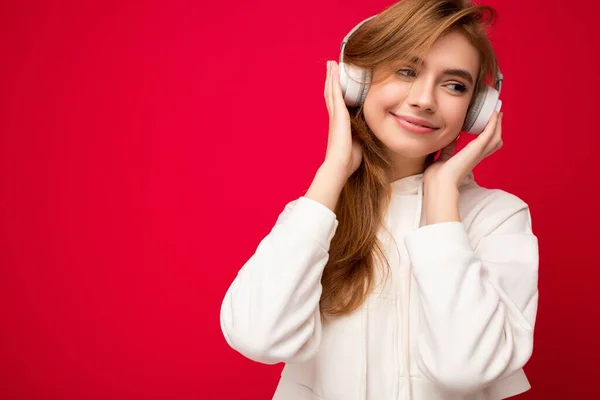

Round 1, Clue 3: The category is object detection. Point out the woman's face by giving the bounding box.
[363,30,480,160]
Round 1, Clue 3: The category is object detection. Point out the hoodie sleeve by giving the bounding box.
[220,196,338,365]
[404,193,539,393]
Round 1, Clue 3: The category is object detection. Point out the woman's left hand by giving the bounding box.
[423,111,503,188]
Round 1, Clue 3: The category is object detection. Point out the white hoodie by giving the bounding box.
[220,172,539,400]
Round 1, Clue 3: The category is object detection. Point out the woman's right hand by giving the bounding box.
[323,60,363,181]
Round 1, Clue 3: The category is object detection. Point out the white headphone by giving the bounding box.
[339,15,503,135]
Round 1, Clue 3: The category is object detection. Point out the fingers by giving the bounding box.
[482,112,503,157]
[331,62,345,115]
[448,113,496,166]
[478,111,500,144]
[324,61,333,116]
[461,111,501,162]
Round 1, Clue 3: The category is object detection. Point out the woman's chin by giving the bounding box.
[384,141,435,159]
[381,133,436,158]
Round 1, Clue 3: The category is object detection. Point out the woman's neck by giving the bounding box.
[387,153,428,183]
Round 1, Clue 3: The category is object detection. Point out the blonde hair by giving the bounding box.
[320,0,499,316]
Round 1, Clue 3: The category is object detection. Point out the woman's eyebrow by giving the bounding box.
[443,69,474,85]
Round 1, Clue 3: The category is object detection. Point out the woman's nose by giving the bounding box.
[406,80,436,113]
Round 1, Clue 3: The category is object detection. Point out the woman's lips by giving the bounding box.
[392,113,439,134]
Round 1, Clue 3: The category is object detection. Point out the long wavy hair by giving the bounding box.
[320,0,500,316]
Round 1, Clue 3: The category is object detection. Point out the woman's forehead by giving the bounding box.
[384,31,480,75]
[425,31,479,71]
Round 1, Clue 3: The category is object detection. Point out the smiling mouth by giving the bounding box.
[391,113,439,134]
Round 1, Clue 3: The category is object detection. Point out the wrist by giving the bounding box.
[423,183,460,225]
[305,163,348,213]
[319,161,350,189]
[424,179,460,194]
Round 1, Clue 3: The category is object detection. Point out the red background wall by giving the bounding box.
[1,0,598,398]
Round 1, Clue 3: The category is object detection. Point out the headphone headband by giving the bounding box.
[339,15,377,63]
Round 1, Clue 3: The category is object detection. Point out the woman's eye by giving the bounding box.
[397,68,417,77]
[447,83,468,93]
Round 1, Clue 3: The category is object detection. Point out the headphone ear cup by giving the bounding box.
[463,85,502,134]
[339,62,372,107]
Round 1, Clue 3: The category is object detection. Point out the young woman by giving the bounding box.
[220,0,539,399]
